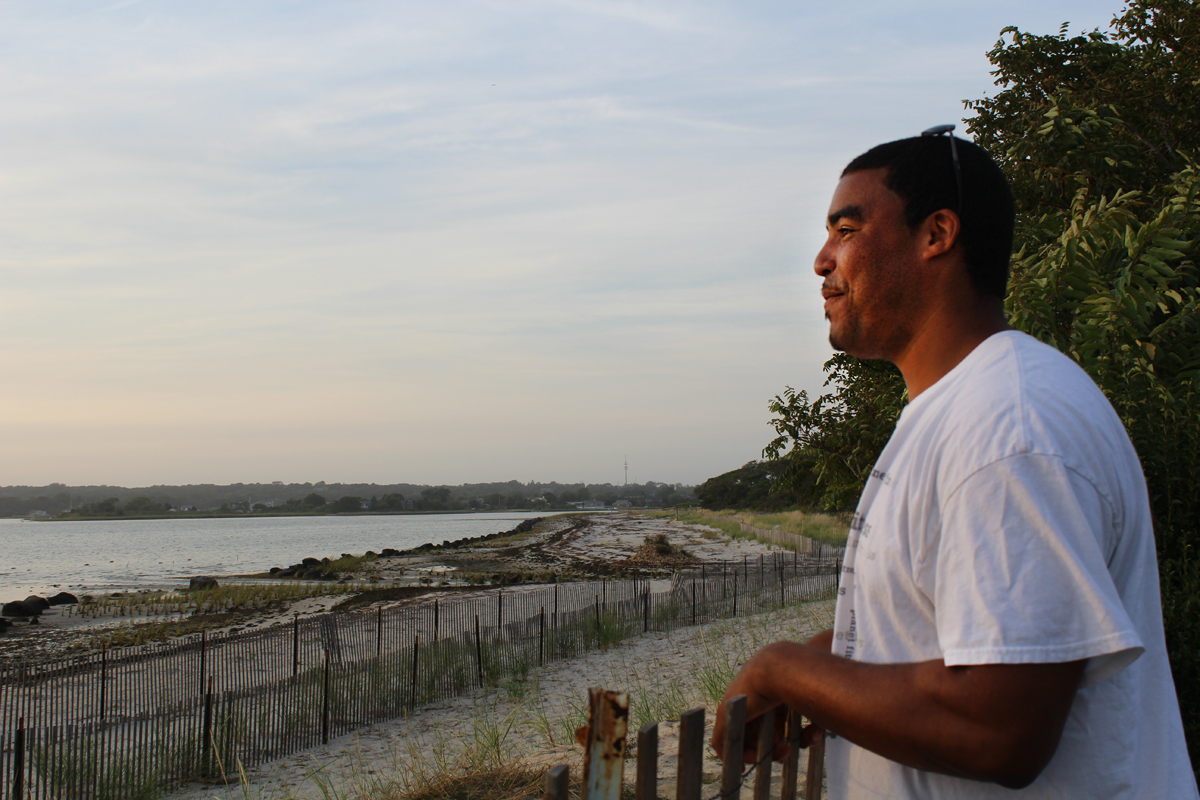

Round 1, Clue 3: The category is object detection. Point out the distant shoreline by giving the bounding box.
[22,508,604,523]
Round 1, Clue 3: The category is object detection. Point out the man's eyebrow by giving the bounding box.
[827,205,864,227]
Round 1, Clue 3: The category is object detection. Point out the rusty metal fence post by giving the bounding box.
[580,687,628,800]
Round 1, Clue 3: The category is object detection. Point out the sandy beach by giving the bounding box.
[167,596,835,800]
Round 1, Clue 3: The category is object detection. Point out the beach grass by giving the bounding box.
[661,508,848,548]
[62,582,357,649]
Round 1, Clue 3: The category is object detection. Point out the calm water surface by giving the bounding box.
[0,512,553,601]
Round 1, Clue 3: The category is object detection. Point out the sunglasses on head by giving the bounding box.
[921,123,962,216]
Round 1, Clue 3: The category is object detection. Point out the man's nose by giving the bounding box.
[814,241,834,277]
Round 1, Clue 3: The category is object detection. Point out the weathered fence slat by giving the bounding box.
[805,730,826,800]
[721,694,748,800]
[752,707,775,800]
[635,722,657,800]
[676,706,705,800]
[545,763,569,800]
[781,709,802,800]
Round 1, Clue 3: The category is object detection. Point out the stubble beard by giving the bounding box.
[826,310,855,355]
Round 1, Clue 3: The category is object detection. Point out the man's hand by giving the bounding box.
[709,628,1085,789]
[712,629,830,764]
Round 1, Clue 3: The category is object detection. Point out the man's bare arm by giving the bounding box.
[711,630,1085,790]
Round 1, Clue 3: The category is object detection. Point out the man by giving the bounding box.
[712,132,1197,798]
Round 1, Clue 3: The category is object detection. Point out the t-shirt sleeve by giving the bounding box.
[932,452,1143,688]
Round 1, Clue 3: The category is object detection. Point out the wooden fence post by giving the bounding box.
[781,709,803,800]
[376,607,383,658]
[805,731,826,800]
[752,707,774,800]
[720,694,747,800]
[676,707,704,800]
[13,716,24,800]
[498,589,503,628]
[293,613,300,676]
[434,599,439,642]
[99,648,108,720]
[545,764,569,800]
[691,579,696,626]
[539,607,545,666]
[474,615,485,686]
[199,631,206,697]
[202,675,214,777]
[635,722,658,800]
[642,589,649,633]
[581,688,628,800]
[410,635,420,708]
[321,648,331,745]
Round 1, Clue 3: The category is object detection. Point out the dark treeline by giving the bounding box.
[0,479,697,518]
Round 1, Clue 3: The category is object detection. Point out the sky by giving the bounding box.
[1,0,1120,488]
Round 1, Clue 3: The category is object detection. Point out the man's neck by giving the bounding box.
[892,295,1010,399]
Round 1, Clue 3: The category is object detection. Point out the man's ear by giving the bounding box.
[921,209,961,259]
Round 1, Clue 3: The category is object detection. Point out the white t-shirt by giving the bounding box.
[825,331,1197,799]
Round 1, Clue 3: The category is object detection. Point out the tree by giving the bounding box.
[123,496,167,515]
[378,493,406,511]
[696,461,787,510]
[301,493,326,510]
[417,487,454,511]
[763,356,906,510]
[331,496,363,513]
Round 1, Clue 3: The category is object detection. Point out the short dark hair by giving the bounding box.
[842,135,1014,298]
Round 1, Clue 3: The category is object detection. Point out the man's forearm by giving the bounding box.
[717,638,1084,789]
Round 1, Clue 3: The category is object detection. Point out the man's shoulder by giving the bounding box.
[903,331,1136,481]
[936,331,1114,432]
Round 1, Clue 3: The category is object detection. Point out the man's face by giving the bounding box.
[814,168,924,361]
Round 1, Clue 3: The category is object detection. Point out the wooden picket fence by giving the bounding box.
[531,688,824,800]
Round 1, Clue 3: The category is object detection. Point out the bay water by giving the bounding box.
[0,512,554,602]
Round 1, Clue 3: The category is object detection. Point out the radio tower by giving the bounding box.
[624,455,628,486]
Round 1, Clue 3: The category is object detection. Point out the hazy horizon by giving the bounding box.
[3,1,1117,488]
